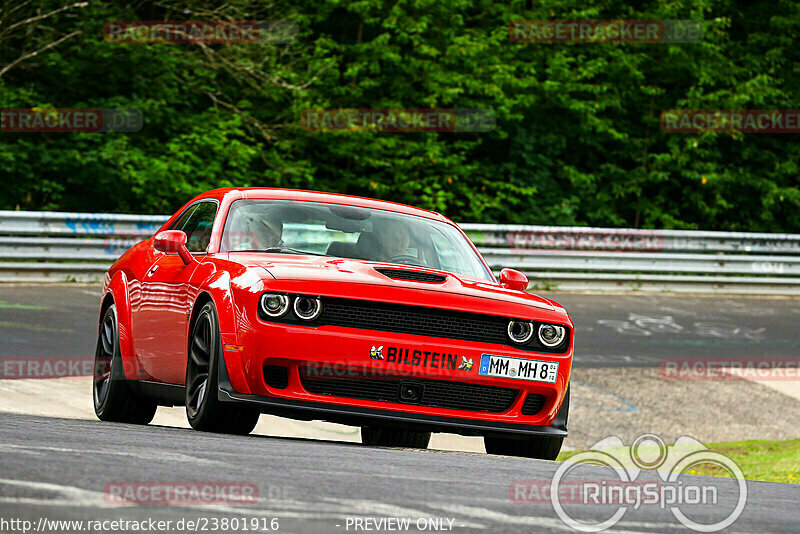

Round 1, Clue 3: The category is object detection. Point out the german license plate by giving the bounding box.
[478,354,558,383]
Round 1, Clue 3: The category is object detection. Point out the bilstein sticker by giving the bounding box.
[385,346,466,371]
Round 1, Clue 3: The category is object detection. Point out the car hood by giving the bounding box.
[227,253,558,315]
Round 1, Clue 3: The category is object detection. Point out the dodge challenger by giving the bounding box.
[93,188,573,459]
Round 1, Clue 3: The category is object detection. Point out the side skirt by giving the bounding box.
[129,380,185,407]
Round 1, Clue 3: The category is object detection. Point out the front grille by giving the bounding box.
[257,294,570,353]
[299,366,519,413]
[322,298,510,345]
[375,268,447,283]
[520,393,546,415]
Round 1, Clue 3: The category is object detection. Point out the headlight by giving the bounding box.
[507,320,534,344]
[294,296,322,320]
[260,293,289,318]
[538,324,566,347]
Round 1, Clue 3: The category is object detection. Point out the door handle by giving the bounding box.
[148,265,159,276]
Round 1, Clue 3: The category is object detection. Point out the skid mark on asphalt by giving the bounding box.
[0,478,111,508]
[0,301,49,310]
[264,465,474,484]
[572,380,639,413]
[0,321,73,333]
[79,289,102,297]
[573,353,643,366]
[0,443,223,466]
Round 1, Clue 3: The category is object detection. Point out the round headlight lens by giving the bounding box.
[507,320,534,344]
[538,324,566,347]
[260,293,289,317]
[294,296,322,320]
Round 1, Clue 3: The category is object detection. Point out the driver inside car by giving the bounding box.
[225,209,283,251]
[358,218,411,261]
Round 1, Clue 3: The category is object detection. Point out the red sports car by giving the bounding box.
[93,188,573,459]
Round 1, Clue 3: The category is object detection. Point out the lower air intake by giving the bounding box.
[299,366,518,413]
[520,393,546,415]
[263,365,289,389]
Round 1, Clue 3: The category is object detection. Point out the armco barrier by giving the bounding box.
[1,210,799,294]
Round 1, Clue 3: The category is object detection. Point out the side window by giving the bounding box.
[177,202,218,252]
[169,205,197,232]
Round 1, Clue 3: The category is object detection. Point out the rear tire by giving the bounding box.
[185,301,260,435]
[484,434,563,460]
[361,426,431,449]
[93,304,157,424]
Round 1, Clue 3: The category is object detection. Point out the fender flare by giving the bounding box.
[103,270,145,380]
[198,270,238,335]
[193,269,253,394]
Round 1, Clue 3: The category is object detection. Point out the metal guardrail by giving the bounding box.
[0,210,167,237]
[0,211,166,282]
[463,224,800,254]
[463,225,800,293]
[1,210,800,294]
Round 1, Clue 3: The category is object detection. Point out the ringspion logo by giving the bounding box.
[542,434,747,532]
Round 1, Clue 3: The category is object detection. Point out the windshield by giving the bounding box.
[221,199,492,281]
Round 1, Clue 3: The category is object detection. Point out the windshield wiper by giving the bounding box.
[243,247,329,257]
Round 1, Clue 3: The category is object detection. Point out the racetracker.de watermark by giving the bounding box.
[104,482,258,506]
[660,110,800,133]
[502,229,664,251]
[509,20,703,43]
[301,354,476,379]
[0,356,154,380]
[0,109,142,133]
[661,357,800,381]
[300,108,496,133]
[104,20,297,44]
[0,356,94,379]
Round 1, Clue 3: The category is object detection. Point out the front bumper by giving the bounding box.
[217,321,572,437]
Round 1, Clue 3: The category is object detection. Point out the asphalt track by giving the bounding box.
[1,412,799,533]
[2,286,800,532]
[1,285,799,366]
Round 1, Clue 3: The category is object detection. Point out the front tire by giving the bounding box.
[185,301,260,435]
[361,426,431,449]
[93,304,157,424]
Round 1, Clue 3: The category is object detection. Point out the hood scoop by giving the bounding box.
[375,268,447,283]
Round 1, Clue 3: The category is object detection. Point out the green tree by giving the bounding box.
[0,0,798,232]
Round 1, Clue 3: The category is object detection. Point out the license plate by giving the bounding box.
[478,354,558,383]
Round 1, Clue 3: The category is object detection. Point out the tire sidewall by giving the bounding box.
[186,301,221,427]
[94,304,119,418]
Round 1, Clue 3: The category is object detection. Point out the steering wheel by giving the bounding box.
[387,255,427,267]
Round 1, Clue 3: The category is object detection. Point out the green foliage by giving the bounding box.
[1,0,798,231]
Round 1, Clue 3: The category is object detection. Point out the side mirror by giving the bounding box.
[154,230,194,265]
[499,268,528,292]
